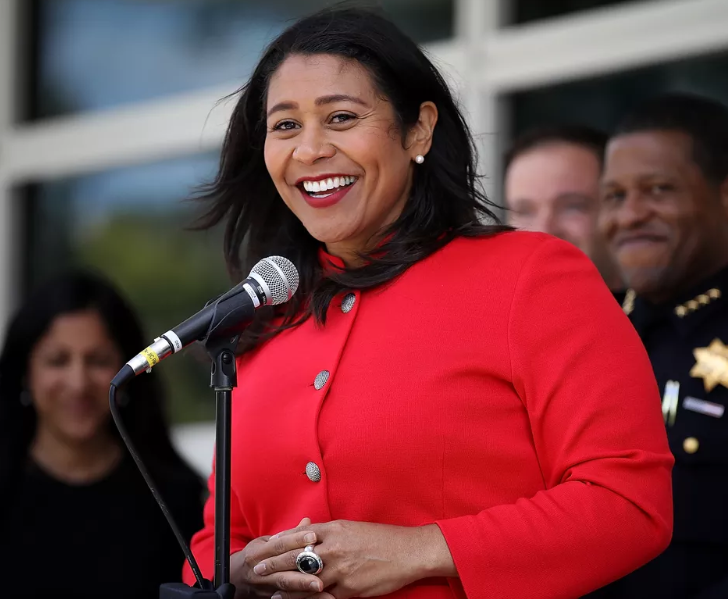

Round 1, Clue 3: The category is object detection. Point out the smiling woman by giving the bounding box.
[193,5,500,325]
[186,7,674,599]
[264,54,438,263]
[0,272,204,599]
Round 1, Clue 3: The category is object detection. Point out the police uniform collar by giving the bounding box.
[623,263,728,338]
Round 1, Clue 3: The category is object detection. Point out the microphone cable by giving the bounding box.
[109,381,210,590]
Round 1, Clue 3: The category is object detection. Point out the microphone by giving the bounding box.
[111,256,299,387]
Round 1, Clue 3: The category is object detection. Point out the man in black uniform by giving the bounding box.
[596,92,728,598]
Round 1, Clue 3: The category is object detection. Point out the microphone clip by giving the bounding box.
[205,332,241,391]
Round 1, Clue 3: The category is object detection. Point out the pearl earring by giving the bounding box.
[415,155,425,164]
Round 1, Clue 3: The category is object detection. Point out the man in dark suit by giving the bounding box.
[596,92,728,598]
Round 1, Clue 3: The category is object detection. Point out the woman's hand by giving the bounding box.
[254,520,456,599]
[231,518,333,599]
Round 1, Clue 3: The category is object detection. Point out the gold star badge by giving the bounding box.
[691,339,728,392]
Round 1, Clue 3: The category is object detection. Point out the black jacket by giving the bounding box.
[593,264,728,598]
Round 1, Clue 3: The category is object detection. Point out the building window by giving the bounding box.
[510,0,653,26]
[509,51,728,138]
[31,0,454,120]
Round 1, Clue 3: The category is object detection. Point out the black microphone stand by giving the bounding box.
[159,333,240,599]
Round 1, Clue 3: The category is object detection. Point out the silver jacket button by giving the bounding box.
[314,370,330,390]
[341,293,356,313]
[306,462,321,482]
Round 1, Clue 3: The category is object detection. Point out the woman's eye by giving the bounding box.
[272,120,298,131]
[45,355,68,367]
[330,113,355,124]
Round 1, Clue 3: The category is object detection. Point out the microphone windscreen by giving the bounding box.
[250,256,299,305]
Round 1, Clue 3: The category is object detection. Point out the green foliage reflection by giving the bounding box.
[77,208,230,424]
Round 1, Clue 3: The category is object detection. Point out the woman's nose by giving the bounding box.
[65,360,91,393]
[293,128,336,164]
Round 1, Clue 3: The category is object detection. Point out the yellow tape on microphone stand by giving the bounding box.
[141,347,160,368]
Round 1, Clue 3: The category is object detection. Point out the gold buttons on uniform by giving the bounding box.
[683,437,699,454]
[341,293,356,313]
[305,462,321,482]
[674,288,722,317]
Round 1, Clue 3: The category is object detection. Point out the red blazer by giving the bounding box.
[185,231,673,599]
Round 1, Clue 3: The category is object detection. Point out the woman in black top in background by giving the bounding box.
[0,271,204,599]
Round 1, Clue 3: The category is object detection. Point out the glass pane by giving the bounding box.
[510,0,655,26]
[509,51,728,139]
[32,0,454,120]
[25,153,232,425]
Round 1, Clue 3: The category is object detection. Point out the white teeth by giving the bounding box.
[302,176,357,194]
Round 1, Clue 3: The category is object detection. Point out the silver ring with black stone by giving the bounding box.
[295,544,324,575]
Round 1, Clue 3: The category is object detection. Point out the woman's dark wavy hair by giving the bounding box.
[195,7,508,348]
[0,271,200,504]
